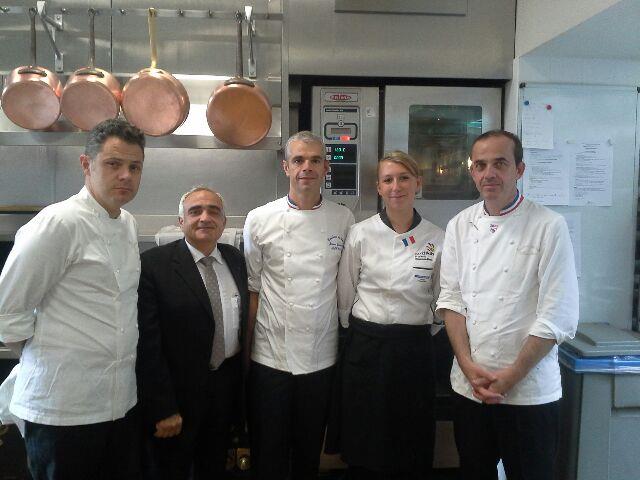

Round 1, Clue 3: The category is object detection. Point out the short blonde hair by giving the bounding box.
[377,151,420,179]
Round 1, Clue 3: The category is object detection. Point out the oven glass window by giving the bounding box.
[408,105,482,200]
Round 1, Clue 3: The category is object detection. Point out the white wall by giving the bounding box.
[504,55,640,134]
[515,0,621,57]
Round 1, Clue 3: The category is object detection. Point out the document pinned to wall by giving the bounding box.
[521,102,554,150]
[570,141,613,206]
[523,140,613,207]
[522,148,569,205]
[561,212,582,278]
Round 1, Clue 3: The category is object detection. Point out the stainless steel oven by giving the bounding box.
[384,85,502,229]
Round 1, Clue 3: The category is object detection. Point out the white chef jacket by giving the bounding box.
[0,187,140,425]
[185,240,241,358]
[244,196,355,375]
[337,212,444,332]
[436,198,579,405]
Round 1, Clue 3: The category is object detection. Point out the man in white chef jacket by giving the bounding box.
[243,131,355,480]
[0,119,145,480]
[436,130,579,480]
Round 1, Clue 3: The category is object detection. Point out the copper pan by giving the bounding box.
[121,8,190,137]
[1,8,62,130]
[206,11,271,147]
[61,8,121,131]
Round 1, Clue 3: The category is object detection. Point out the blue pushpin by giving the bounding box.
[524,100,530,106]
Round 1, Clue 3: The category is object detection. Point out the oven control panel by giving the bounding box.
[312,87,379,215]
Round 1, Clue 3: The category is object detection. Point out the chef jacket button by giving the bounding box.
[318,254,323,258]
[472,291,477,297]
[503,267,509,273]
[493,325,498,330]
[136,267,140,272]
[120,328,124,333]
[472,321,477,325]
[306,327,310,332]
[315,279,320,283]
[498,296,504,302]
[321,229,325,233]
[491,351,496,357]
[472,347,477,353]
[115,269,120,274]
[285,229,290,234]
[288,302,293,308]
[474,239,479,244]
[286,252,291,257]
[509,240,515,245]
[287,277,292,282]
[472,264,477,270]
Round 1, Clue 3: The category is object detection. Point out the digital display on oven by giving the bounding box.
[326,144,357,164]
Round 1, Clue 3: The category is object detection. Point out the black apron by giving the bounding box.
[326,315,436,474]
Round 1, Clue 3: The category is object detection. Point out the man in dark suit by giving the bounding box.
[137,186,248,479]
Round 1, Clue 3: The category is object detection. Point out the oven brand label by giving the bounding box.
[324,92,358,102]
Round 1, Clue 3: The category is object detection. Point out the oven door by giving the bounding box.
[384,85,502,229]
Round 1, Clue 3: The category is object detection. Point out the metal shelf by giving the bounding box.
[0,73,284,150]
[0,6,283,21]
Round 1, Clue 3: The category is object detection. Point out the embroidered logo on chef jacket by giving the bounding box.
[401,236,416,247]
[489,223,499,233]
[414,273,432,282]
[328,235,345,251]
[414,243,435,262]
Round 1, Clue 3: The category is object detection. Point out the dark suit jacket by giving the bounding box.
[136,238,248,427]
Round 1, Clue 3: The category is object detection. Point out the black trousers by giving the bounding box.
[23,408,140,480]
[453,393,560,480]
[146,354,241,480]
[248,361,334,480]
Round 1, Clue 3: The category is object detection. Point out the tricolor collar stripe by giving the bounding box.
[484,190,524,216]
[287,195,323,210]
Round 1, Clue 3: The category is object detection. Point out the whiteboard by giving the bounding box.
[519,84,638,329]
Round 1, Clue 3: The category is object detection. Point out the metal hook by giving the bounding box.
[35,0,63,70]
[36,1,63,31]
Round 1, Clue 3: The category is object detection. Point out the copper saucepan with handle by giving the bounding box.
[60,8,122,131]
[1,7,63,130]
[206,11,272,147]
[121,8,190,137]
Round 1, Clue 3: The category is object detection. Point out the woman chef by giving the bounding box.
[331,151,444,480]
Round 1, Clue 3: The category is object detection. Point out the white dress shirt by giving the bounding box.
[244,196,355,375]
[0,187,139,425]
[184,240,241,358]
[436,198,579,405]
[338,213,444,332]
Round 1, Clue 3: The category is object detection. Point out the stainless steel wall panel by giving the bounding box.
[111,0,282,81]
[0,146,54,206]
[52,146,279,216]
[288,0,515,79]
[0,1,112,74]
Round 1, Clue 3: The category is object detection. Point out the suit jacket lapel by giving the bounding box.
[172,239,213,319]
